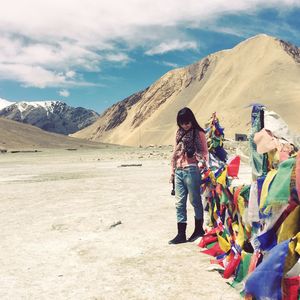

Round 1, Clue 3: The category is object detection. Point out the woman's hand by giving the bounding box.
[169,174,175,183]
[198,159,207,169]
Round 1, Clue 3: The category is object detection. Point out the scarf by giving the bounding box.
[174,127,202,160]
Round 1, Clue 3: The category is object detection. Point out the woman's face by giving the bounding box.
[180,121,192,131]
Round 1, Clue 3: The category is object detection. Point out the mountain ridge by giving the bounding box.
[74,33,300,146]
[0,100,99,135]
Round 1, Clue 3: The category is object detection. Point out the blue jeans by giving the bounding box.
[175,166,203,223]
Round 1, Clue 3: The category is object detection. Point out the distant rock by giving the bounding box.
[0,100,99,135]
[99,90,147,134]
[280,39,300,63]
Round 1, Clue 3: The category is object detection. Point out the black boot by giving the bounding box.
[188,217,205,242]
[168,223,187,244]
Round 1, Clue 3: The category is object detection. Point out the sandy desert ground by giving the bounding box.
[0,147,250,300]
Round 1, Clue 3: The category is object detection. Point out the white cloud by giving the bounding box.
[59,89,70,97]
[105,53,131,64]
[0,0,299,87]
[0,63,95,88]
[160,61,180,68]
[65,71,76,78]
[145,40,198,55]
[0,63,65,88]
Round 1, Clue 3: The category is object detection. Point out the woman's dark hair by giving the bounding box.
[176,107,205,132]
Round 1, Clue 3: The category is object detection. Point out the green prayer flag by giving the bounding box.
[265,158,296,208]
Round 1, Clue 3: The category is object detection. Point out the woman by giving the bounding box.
[169,107,208,244]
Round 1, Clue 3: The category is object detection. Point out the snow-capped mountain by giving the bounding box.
[0,100,99,135]
[0,98,15,110]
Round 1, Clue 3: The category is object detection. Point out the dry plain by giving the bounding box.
[0,147,248,300]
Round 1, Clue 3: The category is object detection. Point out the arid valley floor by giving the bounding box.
[0,147,250,299]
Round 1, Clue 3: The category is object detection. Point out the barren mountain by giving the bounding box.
[73,34,300,146]
[0,117,108,150]
[0,100,99,135]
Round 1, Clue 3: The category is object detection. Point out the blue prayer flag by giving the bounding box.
[245,239,290,300]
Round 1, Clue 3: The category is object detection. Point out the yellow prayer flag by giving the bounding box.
[284,232,300,274]
[236,221,245,247]
[277,206,300,243]
[216,167,227,186]
[213,203,218,221]
[237,195,245,217]
[259,169,277,210]
[217,233,231,253]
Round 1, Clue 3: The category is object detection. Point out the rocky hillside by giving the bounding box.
[0,100,99,135]
[73,34,300,146]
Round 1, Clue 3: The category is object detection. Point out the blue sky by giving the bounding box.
[0,1,300,113]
